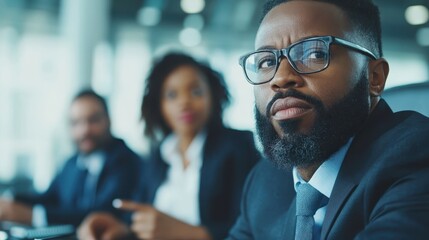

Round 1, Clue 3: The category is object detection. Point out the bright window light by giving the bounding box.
[181,0,205,14]
[405,5,429,25]
[384,53,428,89]
[179,28,201,47]
[137,7,161,26]
[416,27,429,46]
[183,14,204,30]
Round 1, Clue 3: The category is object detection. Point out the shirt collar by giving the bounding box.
[76,151,105,175]
[160,130,207,168]
[293,138,353,198]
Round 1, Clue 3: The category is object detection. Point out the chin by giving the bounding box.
[256,73,371,169]
[79,146,96,155]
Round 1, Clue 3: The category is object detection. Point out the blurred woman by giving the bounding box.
[78,53,260,240]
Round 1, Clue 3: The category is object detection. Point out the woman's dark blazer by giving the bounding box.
[134,127,261,240]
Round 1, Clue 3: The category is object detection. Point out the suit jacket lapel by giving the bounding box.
[282,198,297,240]
[198,129,220,218]
[71,158,88,206]
[320,100,396,239]
[320,175,357,239]
[148,149,168,203]
[320,138,372,239]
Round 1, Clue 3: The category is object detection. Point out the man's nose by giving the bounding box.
[74,121,91,135]
[269,58,304,91]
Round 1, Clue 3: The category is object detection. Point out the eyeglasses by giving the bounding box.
[239,36,377,85]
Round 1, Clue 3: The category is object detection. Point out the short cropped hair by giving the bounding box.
[72,89,109,117]
[262,0,383,58]
[141,52,230,143]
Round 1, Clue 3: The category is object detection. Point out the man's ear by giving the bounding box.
[368,58,389,97]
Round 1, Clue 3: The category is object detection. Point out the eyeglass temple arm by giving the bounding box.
[334,38,377,59]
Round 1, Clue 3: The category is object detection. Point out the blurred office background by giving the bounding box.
[0,0,428,194]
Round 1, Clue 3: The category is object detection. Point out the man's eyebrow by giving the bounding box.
[255,35,324,51]
[256,45,277,51]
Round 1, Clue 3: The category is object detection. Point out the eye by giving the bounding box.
[303,47,328,60]
[164,90,177,100]
[299,40,329,62]
[256,55,277,70]
[191,87,204,97]
[88,114,104,124]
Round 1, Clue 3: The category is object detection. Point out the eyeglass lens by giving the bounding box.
[244,39,329,84]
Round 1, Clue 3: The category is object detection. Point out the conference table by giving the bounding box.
[0,221,77,240]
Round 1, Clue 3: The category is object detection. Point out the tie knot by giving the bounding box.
[296,183,327,216]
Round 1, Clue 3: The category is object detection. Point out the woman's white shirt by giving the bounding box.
[153,131,207,226]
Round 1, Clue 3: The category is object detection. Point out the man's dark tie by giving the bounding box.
[295,183,327,240]
[79,169,98,209]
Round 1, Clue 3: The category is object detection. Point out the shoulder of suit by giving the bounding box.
[385,111,429,140]
[244,159,294,197]
[112,137,139,155]
[253,159,287,175]
[393,110,429,127]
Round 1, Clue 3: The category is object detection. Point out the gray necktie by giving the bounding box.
[295,183,328,240]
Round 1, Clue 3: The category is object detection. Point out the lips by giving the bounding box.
[270,97,313,120]
[79,137,95,146]
[78,137,97,153]
[179,111,196,123]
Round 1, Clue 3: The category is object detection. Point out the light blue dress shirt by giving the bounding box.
[292,138,353,240]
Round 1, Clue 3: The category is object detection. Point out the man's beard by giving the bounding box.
[255,73,370,169]
[76,133,110,155]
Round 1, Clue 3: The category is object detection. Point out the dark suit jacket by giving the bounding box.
[16,138,142,226]
[228,100,429,239]
[133,127,260,240]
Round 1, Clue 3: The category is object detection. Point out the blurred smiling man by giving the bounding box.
[70,90,112,156]
[228,0,429,239]
[0,89,142,227]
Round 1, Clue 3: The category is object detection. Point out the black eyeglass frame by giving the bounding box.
[239,36,377,85]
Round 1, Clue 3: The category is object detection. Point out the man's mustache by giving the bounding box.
[77,136,96,144]
[265,89,324,118]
